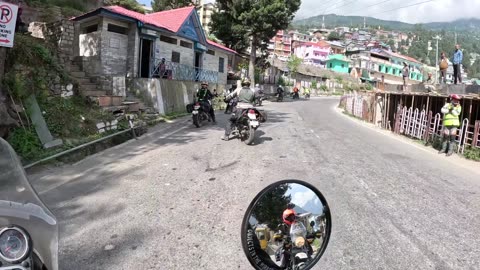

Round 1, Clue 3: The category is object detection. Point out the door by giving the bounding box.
[139,38,153,78]
[194,52,202,81]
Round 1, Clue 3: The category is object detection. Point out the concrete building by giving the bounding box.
[327,54,350,73]
[267,30,292,60]
[293,41,331,67]
[72,5,237,89]
[197,1,216,35]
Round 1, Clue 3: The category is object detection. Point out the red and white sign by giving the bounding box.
[0,1,18,48]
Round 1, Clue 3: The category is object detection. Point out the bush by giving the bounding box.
[365,83,373,91]
[464,147,480,161]
[278,76,287,86]
[311,81,318,89]
[320,84,328,92]
[7,128,44,162]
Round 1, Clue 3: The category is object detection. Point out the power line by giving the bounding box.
[367,0,437,16]
[324,0,359,14]
[344,0,395,16]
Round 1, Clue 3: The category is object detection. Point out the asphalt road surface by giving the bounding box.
[29,97,480,270]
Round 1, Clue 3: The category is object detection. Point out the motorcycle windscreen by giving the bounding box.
[0,138,58,270]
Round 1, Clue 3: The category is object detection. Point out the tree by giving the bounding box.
[287,55,302,77]
[151,0,195,11]
[211,0,301,84]
[251,184,292,229]
[387,39,395,49]
[105,0,145,13]
[327,32,340,41]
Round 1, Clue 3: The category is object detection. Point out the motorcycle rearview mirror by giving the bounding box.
[241,180,331,270]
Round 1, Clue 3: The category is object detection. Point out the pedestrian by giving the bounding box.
[402,62,409,91]
[452,44,463,84]
[438,94,462,156]
[439,52,448,84]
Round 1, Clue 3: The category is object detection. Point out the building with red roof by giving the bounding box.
[72,5,238,87]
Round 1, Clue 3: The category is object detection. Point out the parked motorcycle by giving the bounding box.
[255,94,264,107]
[291,92,300,100]
[0,138,58,270]
[304,93,310,100]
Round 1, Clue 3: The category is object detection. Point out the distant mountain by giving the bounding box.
[293,14,480,32]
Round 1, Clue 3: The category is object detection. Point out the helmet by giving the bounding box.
[241,79,251,87]
[450,94,461,101]
[282,209,296,226]
[255,84,260,88]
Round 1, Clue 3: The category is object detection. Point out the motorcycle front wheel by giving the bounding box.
[193,114,200,128]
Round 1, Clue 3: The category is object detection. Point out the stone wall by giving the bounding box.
[129,79,227,114]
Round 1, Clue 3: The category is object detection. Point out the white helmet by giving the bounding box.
[255,84,260,88]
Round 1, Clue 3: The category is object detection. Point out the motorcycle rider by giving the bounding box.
[196,81,216,123]
[225,84,238,114]
[280,209,314,257]
[276,84,285,101]
[304,86,311,98]
[254,84,264,104]
[221,79,255,141]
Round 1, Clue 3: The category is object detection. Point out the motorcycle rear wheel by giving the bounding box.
[244,125,255,145]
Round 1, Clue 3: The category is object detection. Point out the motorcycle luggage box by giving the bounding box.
[186,104,194,113]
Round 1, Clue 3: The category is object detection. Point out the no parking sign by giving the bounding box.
[0,1,18,48]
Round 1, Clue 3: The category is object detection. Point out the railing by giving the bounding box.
[342,94,480,154]
[151,59,219,83]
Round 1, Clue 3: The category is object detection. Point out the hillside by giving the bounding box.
[293,14,480,32]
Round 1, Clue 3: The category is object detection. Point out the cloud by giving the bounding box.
[292,189,321,212]
[295,0,479,24]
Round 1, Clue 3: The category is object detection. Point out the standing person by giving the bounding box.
[452,44,463,85]
[402,62,409,91]
[439,52,449,84]
[439,94,462,156]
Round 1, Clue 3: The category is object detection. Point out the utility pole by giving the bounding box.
[322,15,325,29]
[364,17,366,29]
[433,35,441,84]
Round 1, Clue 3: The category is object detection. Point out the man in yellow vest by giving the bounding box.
[439,94,462,156]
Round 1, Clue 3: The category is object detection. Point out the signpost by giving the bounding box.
[0,1,18,48]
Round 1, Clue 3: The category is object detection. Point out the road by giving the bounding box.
[29,97,480,270]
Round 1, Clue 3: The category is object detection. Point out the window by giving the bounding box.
[84,24,98,33]
[160,35,178,45]
[219,57,225,73]
[107,24,127,35]
[378,65,382,72]
[180,40,193,49]
[385,67,389,73]
[207,49,215,55]
[341,64,345,68]
[329,63,333,68]
[172,51,180,63]
[393,68,397,75]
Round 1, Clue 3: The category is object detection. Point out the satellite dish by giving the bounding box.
[66,84,73,91]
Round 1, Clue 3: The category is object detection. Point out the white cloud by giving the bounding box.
[292,189,320,209]
[295,0,480,24]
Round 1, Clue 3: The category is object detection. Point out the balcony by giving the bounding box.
[151,59,219,83]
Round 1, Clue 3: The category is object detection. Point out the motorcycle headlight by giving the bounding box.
[294,236,305,247]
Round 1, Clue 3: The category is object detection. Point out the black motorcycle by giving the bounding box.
[0,138,58,270]
[277,92,284,102]
[291,92,300,100]
[225,97,238,114]
[255,94,264,107]
[230,107,266,145]
[188,101,211,128]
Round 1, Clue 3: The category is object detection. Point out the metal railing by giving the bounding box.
[151,59,219,83]
[342,94,480,155]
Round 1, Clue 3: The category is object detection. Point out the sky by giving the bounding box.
[285,184,324,215]
[138,0,480,24]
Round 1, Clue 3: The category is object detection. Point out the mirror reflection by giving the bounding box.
[244,182,330,270]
